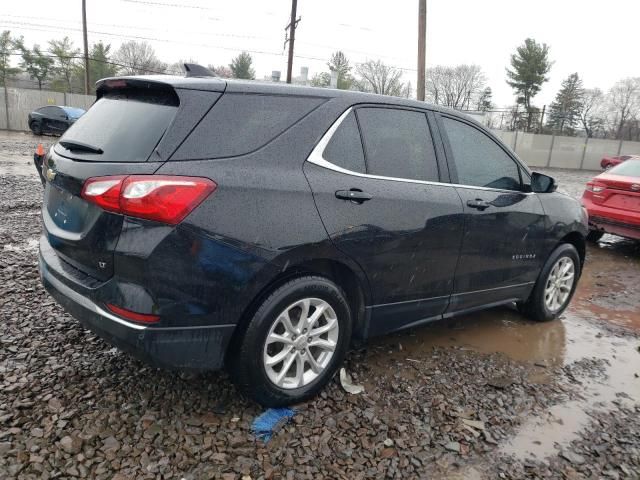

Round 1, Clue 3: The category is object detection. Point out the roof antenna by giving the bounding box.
[183,63,216,78]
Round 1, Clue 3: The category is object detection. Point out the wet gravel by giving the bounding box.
[1,133,639,479]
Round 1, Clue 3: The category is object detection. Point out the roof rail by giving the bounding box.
[183,63,216,78]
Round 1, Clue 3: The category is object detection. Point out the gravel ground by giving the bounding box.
[1,132,639,479]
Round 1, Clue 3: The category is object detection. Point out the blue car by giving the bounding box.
[28,105,85,135]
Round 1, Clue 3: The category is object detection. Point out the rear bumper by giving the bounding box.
[588,216,640,240]
[583,198,640,240]
[39,249,236,371]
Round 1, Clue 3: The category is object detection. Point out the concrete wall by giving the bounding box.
[0,87,94,132]
[1,86,639,172]
[492,129,638,171]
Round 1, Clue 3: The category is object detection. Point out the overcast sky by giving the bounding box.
[4,0,639,107]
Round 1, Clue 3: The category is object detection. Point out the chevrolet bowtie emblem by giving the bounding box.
[45,167,56,182]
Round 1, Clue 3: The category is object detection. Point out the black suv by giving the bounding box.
[37,72,588,406]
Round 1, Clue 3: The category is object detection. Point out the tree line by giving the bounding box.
[1,30,638,141]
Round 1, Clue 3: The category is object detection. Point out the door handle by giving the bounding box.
[466,198,491,211]
[335,189,372,203]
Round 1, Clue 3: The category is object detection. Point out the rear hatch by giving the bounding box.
[40,79,216,281]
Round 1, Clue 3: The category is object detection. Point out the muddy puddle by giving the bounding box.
[365,239,639,465]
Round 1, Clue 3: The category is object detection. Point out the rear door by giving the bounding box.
[305,106,464,336]
[438,114,546,312]
[42,86,182,280]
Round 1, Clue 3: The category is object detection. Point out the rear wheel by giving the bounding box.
[230,276,352,406]
[518,243,581,322]
[586,230,604,243]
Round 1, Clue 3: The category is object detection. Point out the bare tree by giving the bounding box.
[578,88,605,138]
[425,65,486,109]
[208,65,233,78]
[113,41,167,75]
[354,60,405,97]
[49,37,80,92]
[608,77,640,140]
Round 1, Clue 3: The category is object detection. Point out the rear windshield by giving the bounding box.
[608,159,640,177]
[55,92,178,162]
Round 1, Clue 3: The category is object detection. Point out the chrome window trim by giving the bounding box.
[306,107,535,196]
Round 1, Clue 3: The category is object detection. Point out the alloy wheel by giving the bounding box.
[544,257,575,313]
[263,298,339,389]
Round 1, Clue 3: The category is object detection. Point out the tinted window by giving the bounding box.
[56,93,177,162]
[356,108,438,181]
[174,93,324,160]
[609,159,640,177]
[323,111,365,173]
[443,117,521,191]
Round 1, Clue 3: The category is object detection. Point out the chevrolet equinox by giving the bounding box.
[37,69,588,406]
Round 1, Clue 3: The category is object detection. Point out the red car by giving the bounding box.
[600,154,639,170]
[582,159,640,241]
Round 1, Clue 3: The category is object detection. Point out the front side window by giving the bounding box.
[322,111,366,173]
[356,107,439,182]
[442,117,522,191]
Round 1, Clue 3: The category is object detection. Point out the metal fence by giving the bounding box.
[2,86,639,172]
[492,130,640,171]
[0,87,94,132]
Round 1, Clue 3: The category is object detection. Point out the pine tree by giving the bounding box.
[327,51,353,90]
[506,38,552,131]
[547,73,584,135]
[477,87,493,111]
[229,52,255,80]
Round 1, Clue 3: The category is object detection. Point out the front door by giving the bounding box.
[438,115,546,312]
[305,107,465,336]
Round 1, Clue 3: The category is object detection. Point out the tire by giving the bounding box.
[586,230,604,243]
[518,243,581,322]
[230,276,352,406]
[30,121,42,136]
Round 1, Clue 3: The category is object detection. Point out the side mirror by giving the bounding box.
[531,172,557,193]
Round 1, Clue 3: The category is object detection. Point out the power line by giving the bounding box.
[3,20,420,74]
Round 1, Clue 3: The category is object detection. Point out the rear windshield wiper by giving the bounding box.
[59,140,104,154]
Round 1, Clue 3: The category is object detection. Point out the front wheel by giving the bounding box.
[30,121,43,135]
[230,276,352,406]
[518,243,581,322]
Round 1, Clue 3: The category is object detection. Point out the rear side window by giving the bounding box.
[56,92,178,162]
[356,107,438,182]
[442,117,522,191]
[322,111,365,173]
[173,93,324,160]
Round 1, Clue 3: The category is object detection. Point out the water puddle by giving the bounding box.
[365,242,639,465]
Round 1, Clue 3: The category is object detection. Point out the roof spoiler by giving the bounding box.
[183,63,216,78]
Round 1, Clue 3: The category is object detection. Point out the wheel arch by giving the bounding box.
[559,231,586,268]
[225,257,370,366]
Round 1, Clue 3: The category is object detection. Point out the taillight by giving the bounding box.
[81,175,216,224]
[106,303,160,324]
[585,182,606,193]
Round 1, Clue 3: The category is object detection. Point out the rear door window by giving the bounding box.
[356,107,439,182]
[322,111,366,173]
[442,117,522,191]
[55,91,178,162]
[173,93,325,160]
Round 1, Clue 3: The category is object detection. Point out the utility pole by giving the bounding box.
[82,0,90,94]
[417,0,426,101]
[285,0,298,84]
